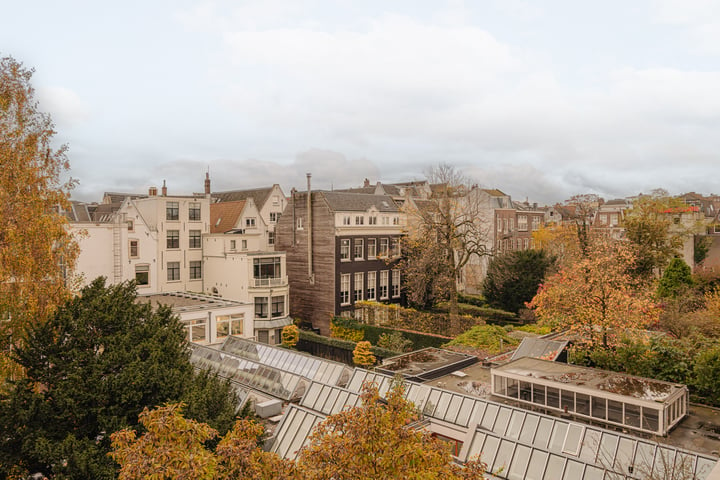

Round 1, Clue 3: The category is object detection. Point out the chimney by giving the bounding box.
[363,178,370,188]
[204,172,211,195]
[161,180,167,197]
[307,173,314,284]
[149,186,157,196]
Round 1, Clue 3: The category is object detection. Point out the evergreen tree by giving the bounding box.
[656,258,693,298]
[482,249,556,313]
[0,278,238,479]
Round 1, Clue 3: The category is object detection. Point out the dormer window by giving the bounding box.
[355,215,364,225]
[246,217,256,227]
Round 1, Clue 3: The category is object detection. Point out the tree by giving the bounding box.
[281,324,299,348]
[353,340,376,367]
[622,191,689,277]
[0,278,239,479]
[401,164,491,314]
[482,249,556,313]
[656,258,693,298]
[111,403,295,480]
[0,55,79,384]
[296,381,485,479]
[562,194,601,257]
[377,331,413,353]
[528,239,660,348]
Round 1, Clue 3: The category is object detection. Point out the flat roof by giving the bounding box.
[494,357,685,403]
[137,291,247,313]
[378,348,477,380]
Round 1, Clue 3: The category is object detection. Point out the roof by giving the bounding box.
[210,200,245,233]
[483,188,508,197]
[102,192,148,204]
[494,357,685,403]
[510,337,569,362]
[137,291,245,313]
[321,191,399,213]
[212,187,273,207]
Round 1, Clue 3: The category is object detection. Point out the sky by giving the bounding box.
[2,0,720,205]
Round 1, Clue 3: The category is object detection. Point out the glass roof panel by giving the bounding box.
[436,392,452,418]
[562,460,584,480]
[597,433,618,470]
[506,410,525,440]
[545,454,566,480]
[494,439,516,474]
[445,394,464,424]
[481,404,499,431]
[549,422,569,452]
[483,436,501,472]
[534,417,554,449]
[652,447,676,479]
[493,407,512,434]
[613,437,635,474]
[563,424,584,456]
[456,397,476,427]
[579,428,601,462]
[525,449,549,480]
[519,414,539,444]
[466,431,487,462]
[695,457,716,478]
[507,444,531,480]
[584,465,605,480]
[634,442,656,475]
[424,389,441,416]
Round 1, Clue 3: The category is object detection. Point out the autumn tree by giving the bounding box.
[561,194,601,257]
[482,249,556,313]
[111,403,295,480]
[281,324,299,348]
[529,238,660,348]
[0,278,239,479]
[401,164,491,314]
[296,381,485,479]
[622,191,690,277]
[0,55,78,383]
[353,340,376,367]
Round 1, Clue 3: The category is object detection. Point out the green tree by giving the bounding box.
[377,331,413,353]
[656,258,693,298]
[622,191,688,277]
[296,381,485,479]
[1,55,79,385]
[482,249,556,313]
[353,340,376,367]
[693,344,720,402]
[0,278,238,479]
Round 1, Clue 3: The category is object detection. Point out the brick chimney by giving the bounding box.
[161,180,167,196]
[363,178,370,188]
[149,186,157,196]
[204,172,211,195]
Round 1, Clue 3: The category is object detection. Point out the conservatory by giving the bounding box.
[491,357,688,436]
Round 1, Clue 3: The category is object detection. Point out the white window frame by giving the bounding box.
[367,238,377,259]
[340,274,351,305]
[367,271,376,300]
[379,270,389,300]
[392,270,400,298]
[340,239,351,261]
[354,238,364,260]
[354,272,363,302]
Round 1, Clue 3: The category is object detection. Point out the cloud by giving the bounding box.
[36,86,90,129]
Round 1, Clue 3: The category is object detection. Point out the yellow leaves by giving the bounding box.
[352,340,376,366]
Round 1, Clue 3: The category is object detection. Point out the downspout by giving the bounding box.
[307,173,315,284]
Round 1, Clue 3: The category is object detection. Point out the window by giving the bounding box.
[183,318,206,342]
[518,215,528,231]
[272,296,285,317]
[129,239,139,258]
[532,216,542,231]
[189,230,201,249]
[509,218,514,231]
[189,203,201,221]
[340,274,350,305]
[343,215,351,225]
[355,215,364,225]
[166,201,179,220]
[216,314,244,339]
[354,272,363,302]
[189,260,202,280]
[367,272,376,300]
[379,271,389,299]
[379,238,389,257]
[255,298,268,318]
[241,239,247,250]
[393,216,399,225]
[340,239,350,261]
[258,330,269,343]
[167,262,180,281]
[392,270,400,297]
[275,328,283,345]
[127,220,134,232]
[367,239,377,258]
[369,216,377,225]
[230,240,236,250]
[270,212,281,223]
[135,264,149,286]
[391,237,400,257]
[354,239,364,259]
[382,216,389,225]
[245,217,256,227]
[497,217,503,232]
[268,231,275,245]
[167,230,179,249]
[296,217,303,230]
[272,195,280,206]
[254,257,281,279]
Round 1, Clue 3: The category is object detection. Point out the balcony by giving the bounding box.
[253,276,288,287]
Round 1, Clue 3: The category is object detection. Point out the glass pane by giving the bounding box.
[507,444,531,480]
[424,390,441,416]
[525,450,549,480]
[545,455,566,479]
[562,460,584,480]
[466,432,486,461]
[625,403,641,428]
[493,407,512,434]
[533,383,546,405]
[576,393,590,416]
[634,442,656,475]
[494,439,515,474]
[584,465,604,480]
[456,397,475,427]
[481,404,499,431]
[642,407,659,433]
[549,422,568,452]
[534,418,554,448]
[597,433,618,469]
[445,395,464,424]
[520,381,532,402]
[436,392,452,418]
[613,438,635,473]
[561,390,574,413]
[652,447,676,479]
[483,436,501,471]
[579,429,601,463]
[592,396,606,420]
[563,424,584,455]
[507,378,519,398]
[608,400,623,424]
[519,414,539,444]
[506,410,525,439]
[547,387,560,409]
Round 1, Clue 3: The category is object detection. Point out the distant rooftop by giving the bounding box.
[137,291,246,313]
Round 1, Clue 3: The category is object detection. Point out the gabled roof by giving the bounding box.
[102,192,147,204]
[321,191,399,213]
[212,187,274,208]
[64,201,93,222]
[210,200,246,233]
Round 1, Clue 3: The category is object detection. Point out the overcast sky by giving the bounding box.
[3,0,720,204]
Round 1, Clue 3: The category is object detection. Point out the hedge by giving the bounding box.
[434,302,518,323]
[331,317,450,350]
[299,329,398,360]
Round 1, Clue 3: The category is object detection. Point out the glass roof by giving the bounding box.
[270,404,326,461]
[220,336,351,386]
[190,345,306,401]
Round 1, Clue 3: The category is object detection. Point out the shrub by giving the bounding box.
[353,341,376,367]
[281,325,299,348]
[444,325,520,354]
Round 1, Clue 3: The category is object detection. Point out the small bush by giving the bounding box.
[444,325,520,354]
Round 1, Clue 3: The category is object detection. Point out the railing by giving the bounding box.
[253,276,288,287]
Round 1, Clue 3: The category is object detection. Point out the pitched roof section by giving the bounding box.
[212,187,273,207]
[321,192,399,213]
[210,200,245,233]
